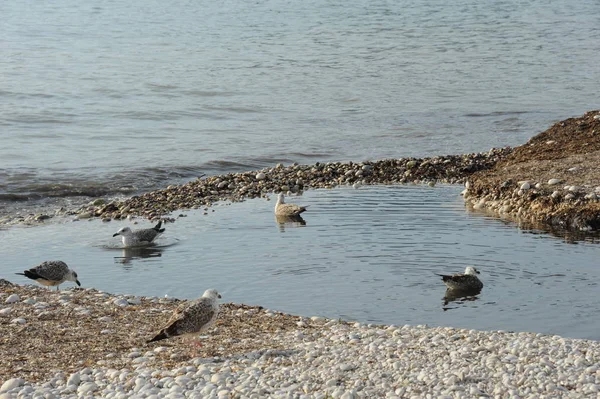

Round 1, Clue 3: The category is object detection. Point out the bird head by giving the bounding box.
[70,270,81,286]
[464,266,480,275]
[203,288,221,300]
[113,227,132,237]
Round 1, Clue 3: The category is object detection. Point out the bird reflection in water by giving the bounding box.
[275,214,306,232]
[442,287,482,310]
[114,246,163,265]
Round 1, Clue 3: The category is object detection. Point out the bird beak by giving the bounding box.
[112,232,120,237]
[76,280,81,286]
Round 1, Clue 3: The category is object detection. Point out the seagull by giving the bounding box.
[113,221,165,247]
[16,261,81,290]
[436,266,483,291]
[148,289,221,344]
[274,193,307,217]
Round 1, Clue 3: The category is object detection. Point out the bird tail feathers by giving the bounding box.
[147,330,169,343]
[153,221,165,233]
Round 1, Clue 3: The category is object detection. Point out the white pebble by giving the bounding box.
[113,298,129,307]
[67,373,81,386]
[77,382,98,394]
[0,308,12,316]
[548,178,561,185]
[10,318,26,324]
[0,378,24,393]
[520,182,530,190]
[256,172,266,180]
[5,294,20,304]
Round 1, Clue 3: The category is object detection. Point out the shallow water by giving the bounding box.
[2,185,598,340]
[2,0,600,213]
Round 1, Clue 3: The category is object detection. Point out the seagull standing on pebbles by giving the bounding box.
[16,261,81,290]
[437,266,483,291]
[148,289,222,344]
[274,193,307,216]
[113,221,165,247]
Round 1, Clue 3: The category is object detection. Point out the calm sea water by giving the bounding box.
[2,0,600,213]
[2,186,599,340]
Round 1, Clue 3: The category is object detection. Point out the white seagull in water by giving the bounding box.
[274,193,307,217]
[16,261,81,290]
[147,289,222,344]
[113,221,165,247]
[436,266,483,291]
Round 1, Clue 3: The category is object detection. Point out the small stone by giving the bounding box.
[10,318,26,325]
[128,298,142,305]
[67,373,81,386]
[548,178,561,185]
[256,172,266,180]
[77,382,98,394]
[5,294,20,304]
[520,182,530,190]
[113,298,129,307]
[0,378,24,393]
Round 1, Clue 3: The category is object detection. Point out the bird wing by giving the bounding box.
[134,228,159,243]
[277,203,307,216]
[31,261,69,281]
[161,297,216,337]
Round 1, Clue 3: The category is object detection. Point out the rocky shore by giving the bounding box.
[463,110,600,231]
[1,282,599,399]
[0,148,512,226]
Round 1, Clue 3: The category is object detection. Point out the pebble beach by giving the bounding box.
[1,282,599,399]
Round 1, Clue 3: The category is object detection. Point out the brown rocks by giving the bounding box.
[464,110,600,231]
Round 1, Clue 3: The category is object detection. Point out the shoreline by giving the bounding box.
[3,110,600,235]
[1,281,599,398]
[2,149,512,227]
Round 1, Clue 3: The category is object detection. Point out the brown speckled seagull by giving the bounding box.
[147,289,221,344]
[16,261,81,291]
[274,193,307,216]
[437,266,483,291]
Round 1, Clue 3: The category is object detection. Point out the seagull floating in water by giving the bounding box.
[113,221,165,247]
[16,261,81,290]
[274,193,307,216]
[148,289,221,344]
[437,266,483,291]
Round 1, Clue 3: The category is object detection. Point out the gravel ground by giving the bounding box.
[1,281,599,399]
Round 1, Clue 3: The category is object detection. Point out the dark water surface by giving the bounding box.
[2,185,598,340]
